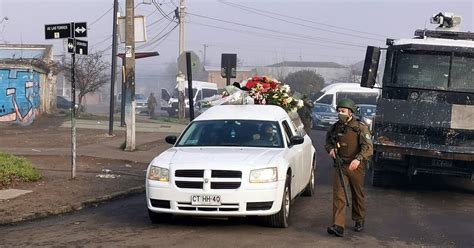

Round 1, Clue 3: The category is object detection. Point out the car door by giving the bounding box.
[281,119,304,196]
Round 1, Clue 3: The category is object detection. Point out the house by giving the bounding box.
[255,61,350,85]
[0,44,57,125]
[203,66,256,88]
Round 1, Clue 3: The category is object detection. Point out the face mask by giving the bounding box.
[338,113,350,123]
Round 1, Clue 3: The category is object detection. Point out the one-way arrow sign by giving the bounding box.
[74,22,87,38]
[67,38,75,53]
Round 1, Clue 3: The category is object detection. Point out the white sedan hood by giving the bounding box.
[152,147,283,167]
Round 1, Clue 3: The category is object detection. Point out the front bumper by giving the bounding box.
[146,180,285,216]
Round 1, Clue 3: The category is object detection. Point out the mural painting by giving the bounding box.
[0,69,41,125]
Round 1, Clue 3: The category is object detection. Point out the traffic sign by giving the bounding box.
[75,39,88,55]
[178,51,200,74]
[45,23,71,39]
[67,38,75,54]
[73,22,87,38]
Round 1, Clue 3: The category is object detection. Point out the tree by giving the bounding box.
[283,70,325,96]
[63,52,109,112]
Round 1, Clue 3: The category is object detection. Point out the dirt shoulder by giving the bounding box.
[0,115,178,225]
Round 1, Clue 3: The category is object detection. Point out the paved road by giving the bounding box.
[1,130,473,247]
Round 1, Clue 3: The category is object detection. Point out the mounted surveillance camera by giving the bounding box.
[430,12,461,30]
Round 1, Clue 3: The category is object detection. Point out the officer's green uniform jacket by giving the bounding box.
[325,117,373,164]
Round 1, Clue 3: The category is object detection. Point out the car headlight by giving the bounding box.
[249,167,277,183]
[148,166,169,182]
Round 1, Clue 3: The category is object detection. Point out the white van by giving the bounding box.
[314,83,380,109]
[161,81,218,117]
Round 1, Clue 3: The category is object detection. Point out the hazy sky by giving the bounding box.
[1,0,473,88]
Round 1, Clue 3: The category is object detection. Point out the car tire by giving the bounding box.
[148,209,173,224]
[302,156,316,197]
[265,174,291,228]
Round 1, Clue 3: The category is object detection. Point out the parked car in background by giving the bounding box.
[115,93,149,114]
[135,93,148,114]
[355,104,376,131]
[56,96,72,110]
[146,104,316,228]
[311,103,338,130]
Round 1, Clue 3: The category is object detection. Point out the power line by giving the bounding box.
[152,0,175,22]
[186,12,367,48]
[218,0,386,38]
[89,7,113,27]
[218,0,384,42]
[136,22,179,51]
[186,20,366,51]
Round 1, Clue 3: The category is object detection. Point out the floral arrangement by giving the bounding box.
[199,75,304,113]
[244,76,304,112]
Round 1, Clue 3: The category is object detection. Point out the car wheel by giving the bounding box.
[302,156,316,196]
[265,174,291,228]
[148,209,173,224]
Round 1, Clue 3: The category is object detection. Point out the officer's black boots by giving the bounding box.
[327,225,344,237]
[354,220,364,232]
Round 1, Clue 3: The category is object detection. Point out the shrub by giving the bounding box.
[0,152,41,188]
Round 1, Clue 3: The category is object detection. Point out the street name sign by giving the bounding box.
[75,39,88,55]
[45,23,71,39]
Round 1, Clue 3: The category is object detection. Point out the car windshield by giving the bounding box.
[313,104,336,113]
[136,94,146,100]
[393,50,474,92]
[357,105,376,116]
[176,120,284,148]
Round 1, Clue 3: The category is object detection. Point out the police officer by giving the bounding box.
[325,98,373,237]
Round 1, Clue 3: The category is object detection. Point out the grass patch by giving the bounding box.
[0,152,41,189]
[151,116,189,125]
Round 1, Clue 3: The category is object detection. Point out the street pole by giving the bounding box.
[203,44,207,67]
[124,0,136,151]
[108,0,119,136]
[71,53,76,179]
[177,0,186,119]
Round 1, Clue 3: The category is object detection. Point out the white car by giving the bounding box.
[146,104,316,227]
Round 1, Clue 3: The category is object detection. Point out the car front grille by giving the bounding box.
[174,169,242,189]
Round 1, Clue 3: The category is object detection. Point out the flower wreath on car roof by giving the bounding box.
[200,76,304,113]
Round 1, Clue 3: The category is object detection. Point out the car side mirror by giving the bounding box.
[361,46,380,88]
[290,136,304,145]
[165,135,177,145]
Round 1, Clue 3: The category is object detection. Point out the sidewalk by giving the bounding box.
[0,116,186,225]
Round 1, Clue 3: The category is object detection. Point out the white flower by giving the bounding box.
[282,85,291,92]
[297,99,304,108]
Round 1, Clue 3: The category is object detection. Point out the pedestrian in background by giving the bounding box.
[325,98,373,237]
[147,93,157,118]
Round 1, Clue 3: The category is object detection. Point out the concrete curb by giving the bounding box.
[0,186,145,226]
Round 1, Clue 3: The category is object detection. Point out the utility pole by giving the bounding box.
[124,0,136,151]
[203,44,208,67]
[177,0,186,119]
[108,0,119,136]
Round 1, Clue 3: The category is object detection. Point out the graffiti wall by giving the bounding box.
[0,68,41,125]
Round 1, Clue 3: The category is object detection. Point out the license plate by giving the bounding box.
[191,195,221,206]
[431,159,453,168]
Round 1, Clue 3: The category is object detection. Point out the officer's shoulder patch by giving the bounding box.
[364,133,372,140]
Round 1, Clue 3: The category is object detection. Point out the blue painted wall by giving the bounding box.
[0,68,41,125]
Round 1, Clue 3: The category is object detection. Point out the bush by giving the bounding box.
[0,152,41,188]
